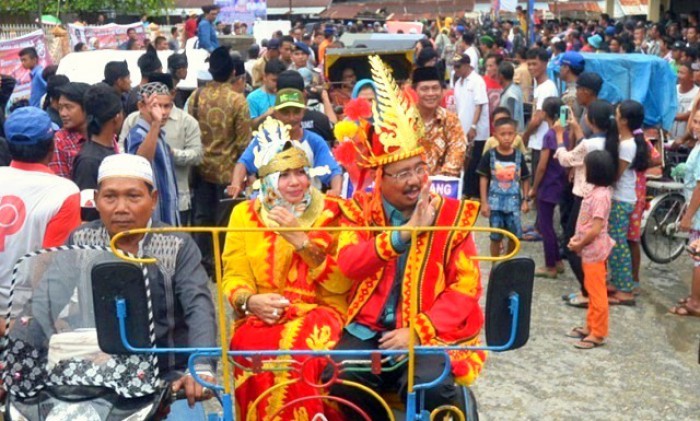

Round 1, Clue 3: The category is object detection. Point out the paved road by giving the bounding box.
[470,216,700,421]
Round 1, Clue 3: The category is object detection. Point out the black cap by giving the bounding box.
[137,45,163,76]
[208,46,234,81]
[167,53,188,71]
[672,40,685,50]
[277,70,305,91]
[148,72,174,90]
[576,72,603,95]
[104,61,130,85]
[412,66,441,84]
[231,56,246,77]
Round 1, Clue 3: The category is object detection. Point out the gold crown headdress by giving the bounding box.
[253,117,329,183]
[333,55,425,183]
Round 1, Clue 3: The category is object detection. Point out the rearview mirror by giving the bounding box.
[92,262,152,354]
[484,257,534,350]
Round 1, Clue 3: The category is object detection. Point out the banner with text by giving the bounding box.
[215,0,267,25]
[342,174,462,200]
[0,30,53,102]
[67,23,146,50]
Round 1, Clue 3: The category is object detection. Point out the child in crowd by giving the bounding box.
[567,150,616,349]
[478,117,530,257]
[607,100,649,306]
[616,100,659,297]
[555,100,620,308]
[483,107,527,154]
[530,97,567,278]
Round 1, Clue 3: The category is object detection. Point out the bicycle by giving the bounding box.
[641,145,690,264]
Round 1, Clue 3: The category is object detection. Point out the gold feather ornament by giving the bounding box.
[367,55,425,166]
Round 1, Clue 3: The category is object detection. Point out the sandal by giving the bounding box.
[556,262,566,274]
[677,297,691,305]
[668,303,700,317]
[561,292,577,302]
[574,336,606,349]
[609,292,636,306]
[565,296,589,308]
[522,231,543,242]
[534,267,557,279]
[566,327,589,339]
[609,297,636,306]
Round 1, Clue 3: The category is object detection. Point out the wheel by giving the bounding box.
[641,193,687,264]
[461,386,479,421]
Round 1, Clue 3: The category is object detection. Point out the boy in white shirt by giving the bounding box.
[523,47,559,173]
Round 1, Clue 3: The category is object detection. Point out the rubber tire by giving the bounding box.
[641,193,687,264]
[463,386,479,421]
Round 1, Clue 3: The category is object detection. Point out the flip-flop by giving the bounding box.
[522,231,543,242]
[561,292,578,302]
[609,297,636,306]
[534,268,557,279]
[668,303,700,317]
[565,296,589,308]
[574,338,606,349]
[523,225,536,233]
[566,327,589,339]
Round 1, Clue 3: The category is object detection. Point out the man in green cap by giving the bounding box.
[230,88,343,197]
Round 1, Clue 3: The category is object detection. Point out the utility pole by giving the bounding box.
[37,0,43,28]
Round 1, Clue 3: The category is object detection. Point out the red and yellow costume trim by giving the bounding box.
[336,191,487,386]
[222,195,351,420]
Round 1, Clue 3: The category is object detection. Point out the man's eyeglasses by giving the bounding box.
[383,164,429,183]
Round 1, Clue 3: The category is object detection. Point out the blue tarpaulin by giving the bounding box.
[549,53,678,131]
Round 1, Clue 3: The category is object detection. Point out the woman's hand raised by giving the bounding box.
[268,207,307,250]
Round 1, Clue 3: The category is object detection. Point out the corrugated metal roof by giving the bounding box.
[320,0,475,20]
[550,1,602,13]
[175,0,330,9]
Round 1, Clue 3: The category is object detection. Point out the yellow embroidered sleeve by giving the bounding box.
[221,203,258,308]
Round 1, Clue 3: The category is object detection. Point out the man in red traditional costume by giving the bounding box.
[326,55,487,420]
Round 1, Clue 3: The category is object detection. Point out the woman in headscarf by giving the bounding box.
[221,117,351,421]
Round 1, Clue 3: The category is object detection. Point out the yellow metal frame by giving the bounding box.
[110,225,520,411]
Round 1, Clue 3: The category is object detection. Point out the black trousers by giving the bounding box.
[324,333,464,421]
[464,140,485,198]
[564,195,586,295]
[192,175,228,274]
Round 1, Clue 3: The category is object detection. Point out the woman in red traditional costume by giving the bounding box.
[221,117,350,421]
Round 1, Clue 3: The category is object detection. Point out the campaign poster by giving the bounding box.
[216,0,268,25]
[0,30,53,102]
[68,22,146,50]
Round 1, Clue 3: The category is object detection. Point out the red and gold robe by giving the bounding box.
[336,191,487,386]
[222,195,351,421]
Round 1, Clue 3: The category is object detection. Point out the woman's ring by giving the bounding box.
[272,309,279,317]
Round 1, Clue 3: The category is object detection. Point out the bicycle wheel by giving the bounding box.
[641,193,687,264]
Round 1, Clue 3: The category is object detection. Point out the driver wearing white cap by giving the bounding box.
[67,153,217,419]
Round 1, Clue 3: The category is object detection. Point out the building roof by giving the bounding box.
[320,0,475,21]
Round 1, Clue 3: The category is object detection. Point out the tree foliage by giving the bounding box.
[1,0,175,16]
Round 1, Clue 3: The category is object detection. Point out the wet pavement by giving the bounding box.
[470,215,700,421]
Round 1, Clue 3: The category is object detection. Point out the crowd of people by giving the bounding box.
[2,7,700,421]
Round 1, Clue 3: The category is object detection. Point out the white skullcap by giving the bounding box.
[97,154,154,186]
